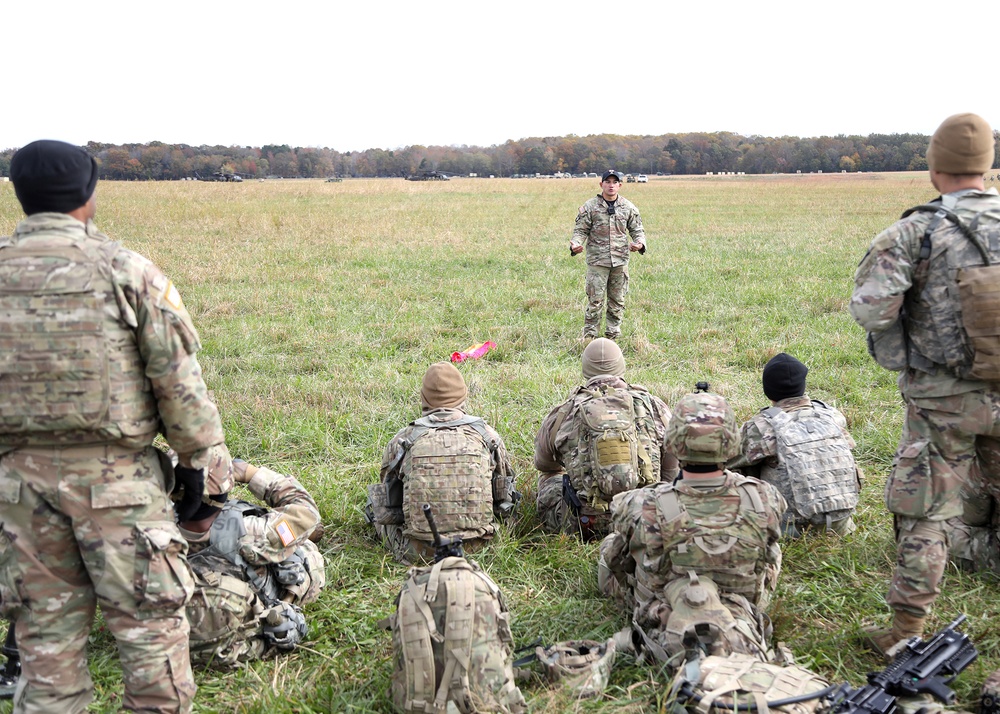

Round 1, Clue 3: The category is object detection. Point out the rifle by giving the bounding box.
[422,503,464,561]
[670,615,976,713]
[0,620,19,699]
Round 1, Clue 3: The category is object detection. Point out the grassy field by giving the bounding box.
[1,172,999,713]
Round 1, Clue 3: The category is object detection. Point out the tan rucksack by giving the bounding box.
[387,556,526,714]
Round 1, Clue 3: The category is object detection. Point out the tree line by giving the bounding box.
[2,132,999,180]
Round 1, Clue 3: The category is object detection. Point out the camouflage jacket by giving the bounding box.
[728,395,855,477]
[380,407,517,520]
[0,213,224,467]
[185,466,322,568]
[571,194,645,267]
[534,374,678,484]
[850,188,1000,399]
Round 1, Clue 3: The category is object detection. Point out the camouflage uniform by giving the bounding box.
[600,471,786,665]
[728,395,861,536]
[571,194,645,339]
[946,460,1000,574]
[534,374,677,539]
[182,465,325,667]
[850,187,1000,617]
[371,407,517,564]
[0,214,225,712]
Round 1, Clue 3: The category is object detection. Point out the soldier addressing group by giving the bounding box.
[365,362,519,564]
[534,338,677,540]
[178,456,325,668]
[570,169,646,342]
[850,113,1000,679]
[599,386,787,666]
[0,140,226,713]
[728,352,862,537]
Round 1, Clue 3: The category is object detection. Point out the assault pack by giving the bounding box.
[185,502,309,668]
[385,506,526,713]
[762,402,858,531]
[564,383,657,504]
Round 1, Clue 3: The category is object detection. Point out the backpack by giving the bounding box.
[402,415,498,542]
[567,384,654,501]
[388,556,526,714]
[669,653,829,714]
[763,403,858,527]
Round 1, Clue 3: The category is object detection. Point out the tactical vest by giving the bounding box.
[0,227,158,447]
[389,556,526,714]
[563,384,657,508]
[761,402,858,528]
[401,415,496,542]
[901,196,1000,380]
[652,477,773,604]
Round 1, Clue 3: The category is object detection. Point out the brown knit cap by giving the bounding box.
[926,113,995,174]
[582,338,626,379]
[420,362,468,409]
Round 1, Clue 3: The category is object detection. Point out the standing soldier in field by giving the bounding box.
[849,113,1000,664]
[0,140,227,713]
[365,362,519,564]
[534,338,676,540]
[570,169,646,343]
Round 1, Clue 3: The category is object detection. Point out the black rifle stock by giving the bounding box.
[422,503,464,562]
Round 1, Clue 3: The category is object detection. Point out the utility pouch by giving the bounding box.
[366,483,404,526]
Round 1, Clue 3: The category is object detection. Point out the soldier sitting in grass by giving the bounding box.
[728,353,862,537]
[177,452,325,668]
[365,362,519,564]
[534,338,676,541]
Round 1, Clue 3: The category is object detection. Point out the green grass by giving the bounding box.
[1,172,999,712]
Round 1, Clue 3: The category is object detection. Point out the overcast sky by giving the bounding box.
[4,0,997,152]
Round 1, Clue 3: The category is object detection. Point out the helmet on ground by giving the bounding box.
[535,639,616,698]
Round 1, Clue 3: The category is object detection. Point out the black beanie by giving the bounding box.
[762,353,808,401]
[10,140,99,215]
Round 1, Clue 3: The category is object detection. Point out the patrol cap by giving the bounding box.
[10,139,99,215]
[602,170,624,182]
[665,390,741,465]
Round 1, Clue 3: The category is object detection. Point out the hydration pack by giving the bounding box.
[387,556,526,714]
[762,402,858,528]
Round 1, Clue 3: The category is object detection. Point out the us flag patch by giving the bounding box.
[275,520,296,546]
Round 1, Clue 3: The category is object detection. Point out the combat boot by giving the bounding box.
[862,610,926,661]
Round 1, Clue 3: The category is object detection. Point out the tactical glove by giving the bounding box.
[274,551,307,587]
[262,603,308,651]
[173,466,205,522]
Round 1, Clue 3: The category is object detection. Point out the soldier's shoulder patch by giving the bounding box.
[274,519,296,547]
[578,204,589,214]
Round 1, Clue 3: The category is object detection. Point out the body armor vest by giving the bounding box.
[0,228,158,447]
[401,415,496,542]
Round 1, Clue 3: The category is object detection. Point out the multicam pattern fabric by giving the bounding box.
[571,195,645,268]
[0,213,227,712]
[534,375,677,537]
[389,556,526,714]
[665,393,742,465]
[534,639,616,698]
[584,264,628,339]
[729,397,860,533]
[372,408,517,562]
[851,188,1000,617]
[183,466,324,667]
[602,472,785,665]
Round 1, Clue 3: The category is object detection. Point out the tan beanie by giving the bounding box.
[926,113,995,174]
[420,362,468,409]
[582,338,626,379]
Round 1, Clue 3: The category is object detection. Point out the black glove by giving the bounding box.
[173,466,205,522]
[262,604,308,651]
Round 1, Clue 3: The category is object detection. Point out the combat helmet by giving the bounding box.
[665,383,740,465]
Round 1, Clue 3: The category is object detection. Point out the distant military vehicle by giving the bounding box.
[406,170,450,181]
[194,171,243,182]
[325,176,343,183]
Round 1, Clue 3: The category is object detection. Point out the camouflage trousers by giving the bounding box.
[885,389,1000,616]
[0,445,196,714]
[535,473,611,541]
[584,264,629,339]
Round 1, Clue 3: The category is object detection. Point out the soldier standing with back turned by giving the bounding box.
[850,114,1000,668]
[0,140,227,712]
[570,169,646,342]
